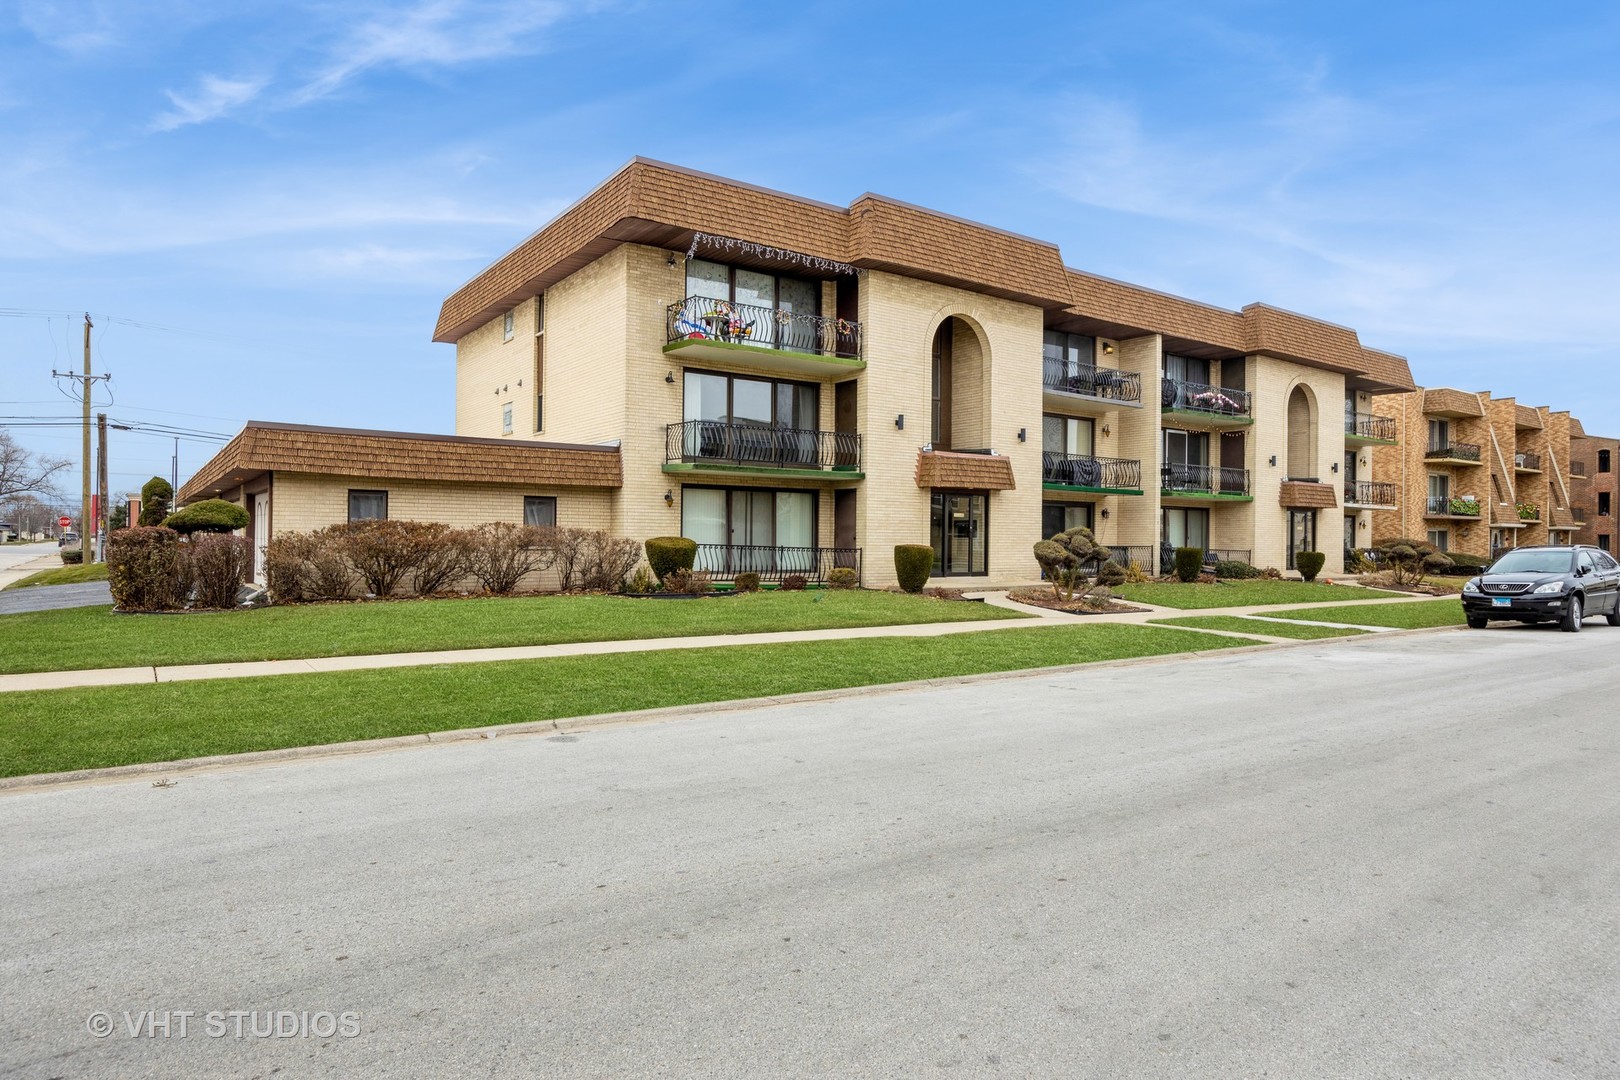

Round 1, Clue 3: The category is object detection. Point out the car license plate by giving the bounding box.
[1492,597,1511,608]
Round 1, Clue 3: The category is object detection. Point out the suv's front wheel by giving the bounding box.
[1561,594,1584,633]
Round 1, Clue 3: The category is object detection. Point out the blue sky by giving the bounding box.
[3,0,1619,497]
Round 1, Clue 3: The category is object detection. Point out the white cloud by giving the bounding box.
[150,74,268,132]
[15,0,119,54]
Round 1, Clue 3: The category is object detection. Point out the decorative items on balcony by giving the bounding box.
[1516,502,1540,521]
[666,296,862,359]
[1449,496,1481,516]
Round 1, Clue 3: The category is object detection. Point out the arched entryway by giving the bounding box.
[1286,384,1317,480]
[929,316,989,451]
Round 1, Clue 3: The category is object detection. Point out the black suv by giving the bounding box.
[1462,545,1620,632]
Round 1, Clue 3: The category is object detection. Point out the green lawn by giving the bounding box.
[6,562,109,589]
[1148,615,1369,640]
[0,590,1028,676]
[1115,580,1398,609]
[0,623,1246,778]
[1261,598,1465,630]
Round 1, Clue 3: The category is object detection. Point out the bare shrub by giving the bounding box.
[555,528,640,592]
[335,520,444,597]
[189,533,253,609]
[464,522,558,594]
[264,529,357,603]
[411,525,473,596]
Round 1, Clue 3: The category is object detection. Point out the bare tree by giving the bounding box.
[0,494,58,538]
[0,431,70,503]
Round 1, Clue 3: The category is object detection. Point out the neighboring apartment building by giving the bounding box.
[1371,389,1582,561]
[430,158,1415,587]
[1569,420,1619,557]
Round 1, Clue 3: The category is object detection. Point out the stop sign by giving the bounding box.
[59,516,72,529]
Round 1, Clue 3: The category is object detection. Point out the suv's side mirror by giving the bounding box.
[1576,564,1591,577]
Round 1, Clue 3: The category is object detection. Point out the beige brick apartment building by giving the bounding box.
[182,157,1601,588]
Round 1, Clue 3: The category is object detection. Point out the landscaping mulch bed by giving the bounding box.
[1006,588,1149,615]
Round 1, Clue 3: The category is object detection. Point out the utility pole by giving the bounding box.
[97,413,109,557]
[80,314,92,565]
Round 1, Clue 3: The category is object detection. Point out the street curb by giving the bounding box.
[0,623,1463,795]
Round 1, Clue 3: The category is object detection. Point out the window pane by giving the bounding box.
[930,494,945,574]
[967,495,986,573]
[348,491,386,522]
[523,496,556,528]
[1070,417,1094,457]
[775,492,814,556]
[734,269,774,310]
[732,379,772,425]
[681,488,726,546]
[683,372,729,423]
[687,259,730,300]
[1042,415,1064,451]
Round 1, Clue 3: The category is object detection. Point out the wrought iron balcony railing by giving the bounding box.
[1158,542,1253,570]
[1514,451,1541,470]
[1161,463,1251,496]
[666,420,860,471]
[666,296,862,359]
[1425,442,1481,462]
[693,543,860,585]
[1345,480,1398,506]
[1160,378,1252,417]
[1346,412,1397,441]
[1426,495,1481,517]
[1041,452,1142,490]
[1041,348,1142,402]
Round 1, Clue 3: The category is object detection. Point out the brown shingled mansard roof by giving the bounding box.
[435,157,1414,392]
[178,421,622,503]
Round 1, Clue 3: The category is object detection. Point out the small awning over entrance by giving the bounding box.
[1279,480,1339,509]
[915,450,1016,491]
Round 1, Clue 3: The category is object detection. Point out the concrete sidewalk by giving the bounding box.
[0,589,1451,695]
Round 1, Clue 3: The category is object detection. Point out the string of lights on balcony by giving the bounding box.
[685,233,863,277]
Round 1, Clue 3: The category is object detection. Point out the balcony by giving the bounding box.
[1042,348,1142,412]
[1041,452,1143,494]
[1513,452,1542,473]
[1161,463,1252,500]
[663,420,862,479]
[1425,442,1482,466]
[664,296,863,375]
[1345,412,1397,445]
[1158,542,1253,571]
[1345,481,1398,508]
[1425,495,1481,518]
[1160,378,1253,427]
[694,543,860,585]
[1515,504,1541,523]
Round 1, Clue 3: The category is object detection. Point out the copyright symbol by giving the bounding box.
[86,1011,114,1038]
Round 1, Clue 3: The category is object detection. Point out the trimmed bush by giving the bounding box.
[644,536,697,583]
[894,544,933,594]
[138,476,173,527]
[410,525,473,596]
[664,568,714,595]
[333,519,444,597]
[162,498,248,536]
[1374,537,1453,586]
[1097,560,1127,588]
[1174,547,1204,583]
[733,572,762,593]
[1033,527,1113,602]
[107,526,188,611]
[554,528,642,592]
[826,566,859,590]
[1436,551,1489,575]
[189,533,252,609]
[464,522,558,595]
[1213,559,1259,580]
[60,547,84,565]
[264,529,356,603]
[1295,550,1326,582]
[779,574,808,591]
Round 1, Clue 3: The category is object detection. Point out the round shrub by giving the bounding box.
[894,544,933,594]
[60,547,84,565]
[1296,551,1326,582]
[1213,559,1259,580]
[1097,560,1127,588]
[163,498,248,535]
[108,526,188,611]
[644,536,697,583]
[1174,546,1204,583]
[733,571,762,594]
[138,476,173,527]
[779,574,809,591]
[826,566,859,590]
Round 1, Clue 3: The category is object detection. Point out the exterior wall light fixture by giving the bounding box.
[1331,462,1339,473]
[896,414,904,430]
[663,489,674,507]
[1017,428,1026,442]
[1101,341,1115,355]
[665,371,675,384]
[1100,508,1111,519]
[1101,423,1111,436]
[1269,455,1278,466]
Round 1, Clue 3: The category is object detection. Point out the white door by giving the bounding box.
[252,493,269,583]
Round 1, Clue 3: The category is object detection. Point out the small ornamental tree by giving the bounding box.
[1174,546,1204,583]
[163,498,248,535]
[1374,537,1453,587]
[138,476,173,527]
[1032,527,1113,603]
[644,536,697,583]
[894,545,933,593]
[1295,550,1326,582]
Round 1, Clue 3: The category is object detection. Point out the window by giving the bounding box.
[681,486,817,574]
[1164,354,1210,385]
[1427,528,1448,552]
[1597,548,1617,569]
[683,371,817,429]
[1043,414,1095,457]
[502,310,514,341]
[930,491,988,576]
[1162,428,1210,491]
[1600,492,1612,516]
[523,496,556,528]
[685,259,821,352]
[1427,473,1449,513]
[1161,507,1209,551]
[1600,535,1613,554]
[348,490,387,522]
[1042,330,1095,365]
[1042,501,1093,540]
[501,403,513,435]
[533,294,545,433]
[1287,510,1317,571]
[1600,449,1611,473]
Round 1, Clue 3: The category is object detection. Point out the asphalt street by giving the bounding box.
[2,626,1617,1078]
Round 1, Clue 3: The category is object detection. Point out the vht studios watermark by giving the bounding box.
[86,1010,361,1040]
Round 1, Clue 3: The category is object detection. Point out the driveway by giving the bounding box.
[2,629,1617,1077]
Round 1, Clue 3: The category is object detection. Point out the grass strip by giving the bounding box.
[0,624,1246,778]
[6,563,109,589]
[0,590,1027,676]
[1260,598,1464,630]
[1115,581,1398,609]
[1148,615,1368,640]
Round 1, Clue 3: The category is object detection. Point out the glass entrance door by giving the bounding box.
[930,492,988,576]
[1288,510,1317,570]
